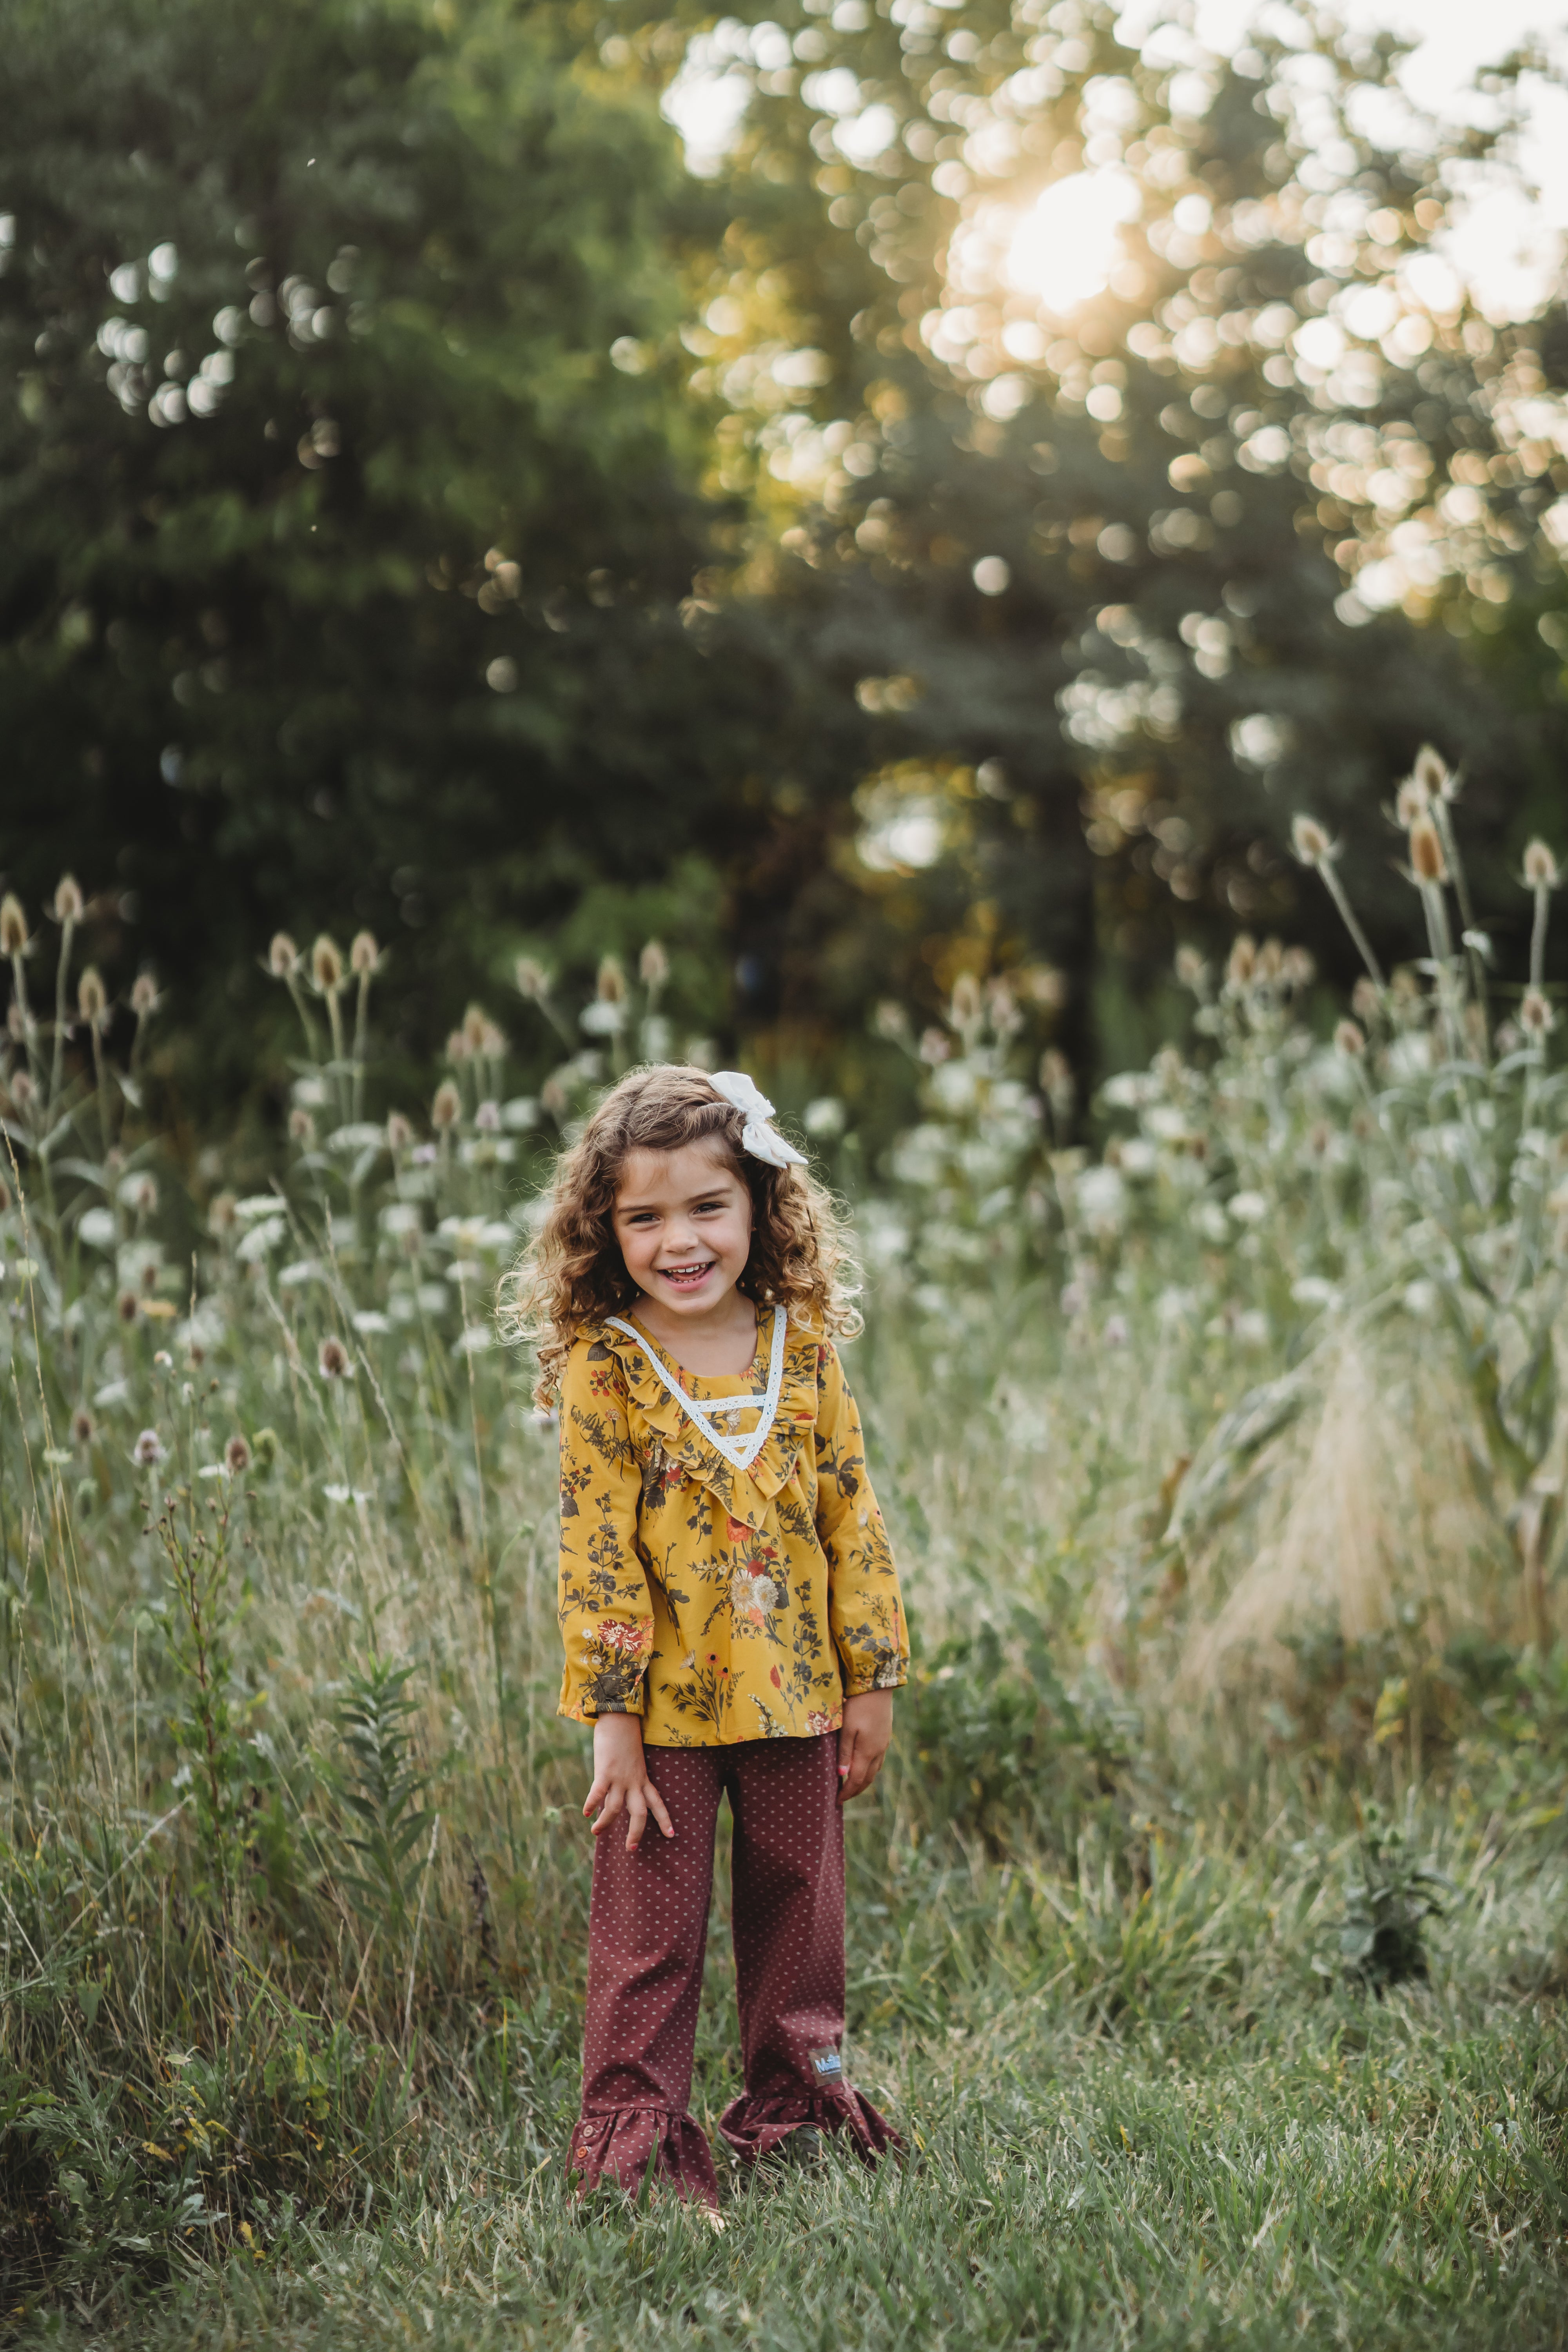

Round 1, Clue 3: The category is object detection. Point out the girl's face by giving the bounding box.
[612,1142,754,1323]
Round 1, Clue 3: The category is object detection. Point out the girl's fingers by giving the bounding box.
[624,1785,648,1852]
[583,1774,606,1819]
[646,1781,675,1840]
[590,1783,625,1838]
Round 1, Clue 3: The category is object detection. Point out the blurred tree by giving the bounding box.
[0,0,760,1097]
[656,0,1568,1074]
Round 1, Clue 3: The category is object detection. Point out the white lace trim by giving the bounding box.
[604,1307,788,1474]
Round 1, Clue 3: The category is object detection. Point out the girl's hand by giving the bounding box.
[583,1715,675,1851]
[837,1689,894,1804]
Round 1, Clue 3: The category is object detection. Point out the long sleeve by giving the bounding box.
[813,1343,908,1698]
[556,1339,655,1721]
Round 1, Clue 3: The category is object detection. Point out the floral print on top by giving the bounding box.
[555,1313,907,1746]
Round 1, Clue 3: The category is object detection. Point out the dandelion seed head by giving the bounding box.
[1408,814,1448,885]
[1521,987,1556,1037]
[0,895,29,956]
[225,1433,252,1475]
[432,1080,461,1130]
[268,932,299,979]
[1291,815,1332,867]
[311,934,343,994]
[318,1335,351,1378]
[1524,838,1560,889]
[350,929,378,976]
[639,939,669,991]
[53,875,83,924]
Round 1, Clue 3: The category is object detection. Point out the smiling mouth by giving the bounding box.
[658,1260,715,1289]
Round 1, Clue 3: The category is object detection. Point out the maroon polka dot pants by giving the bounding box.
[569,1732,901,2207]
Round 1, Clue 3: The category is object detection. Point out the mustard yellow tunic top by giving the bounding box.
[555,1310,907,1745]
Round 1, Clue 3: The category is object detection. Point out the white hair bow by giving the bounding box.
[710,1070,808,1169]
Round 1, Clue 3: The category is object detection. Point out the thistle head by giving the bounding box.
[311,934,343,994]
[53,874,83,924]
[268,932,299,980]
[0,895,29,956]
[131,1427,165,1468]
[1524,838,1560,891]
[514,955,551,1002]
[1335,1018,1366,1057]
[350,929,378,976]
[77,966,107,1028]
[131,971,159,1017]
[432,1079,461,1130]
[1408,814,1448,886]
[1521,987,1556,1038]
[639,939,670,991]
[596,955,626,1005]
[225,1433,252,1475]
[1226,933,1256,987]
[1291,815,1332,868]
[318,1335,351,1379]
[386,1111,413,1152]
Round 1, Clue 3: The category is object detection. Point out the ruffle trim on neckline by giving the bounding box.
[585,1315,825,1530]
[568,2105,720,2208]
[716,2083,903,2165]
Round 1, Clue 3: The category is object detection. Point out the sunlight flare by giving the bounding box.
[1004,170,1141,313]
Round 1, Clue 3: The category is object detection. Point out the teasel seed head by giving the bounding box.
[386,1111,413,1152]
[1521,987,1556,1037]
[71,1408,94,1448]
[1283,946,1316,989]
[1351,976,1381,1025]
[268,932,299,979]
[10,1070,35,1111]
[1174,945,1208,993]
[1413,743,1454,802]
[432,1079,461,1130]
[639,939,670,991]
[209,1191,238,1236]
[475,1098,501,1133]
[77,966,107,1028]
[596,955,626,1005]
[950,973,982,1027]
[311,934,343,994]
[1290,815,1332,868]
[289,1106,316,1145]
[540,1074,568,1118]
[1,895,29,956]
[1257,938,1284,982]
[1039,1047,1075,1112]
[318,1335,351,1379]
[445,1027,470,1063]
[117,1289,140,1324]
[129,1173,157,1217]
[463,1002,489,1052]
[918,1025,951,1065]
[1335,1018,1367,1057]
[1408,813,1448,885]
[131,971,159,1016]
[225,1433,251,1475]
[350,928,378,976]
[1226,934,1256,987]
[514,955,551,1002]
[131,1427,165,1467]
[53,874,84,925]
[478,1018,506,1060]
[1523,838,1560,890]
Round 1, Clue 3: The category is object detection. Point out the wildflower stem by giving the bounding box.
[1316,863,1386,992]
[353,969,372,1126]
[1531,882,1550,989]
[50,913,74,1114]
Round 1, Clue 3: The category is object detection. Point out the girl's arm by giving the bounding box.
[814,1343,909,1801]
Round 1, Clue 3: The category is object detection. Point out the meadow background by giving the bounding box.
[6,0,1568,2343]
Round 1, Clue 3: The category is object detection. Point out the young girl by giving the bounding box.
[514,1063,907,2207]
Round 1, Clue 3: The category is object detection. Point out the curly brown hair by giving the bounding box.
[503,1063,861,1406]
